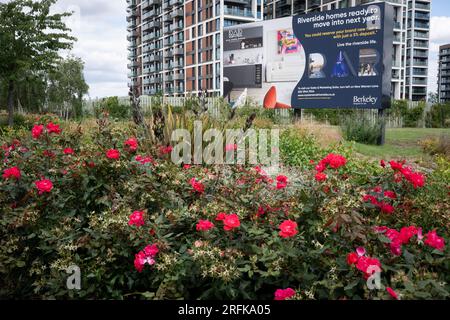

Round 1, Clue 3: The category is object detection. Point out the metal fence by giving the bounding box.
[82,96,430,128]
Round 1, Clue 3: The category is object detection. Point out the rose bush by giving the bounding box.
[0,113,448,300]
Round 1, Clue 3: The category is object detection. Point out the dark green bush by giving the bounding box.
[403,102,425,128]
[280,128,321,167]
[340,115,382,145]
[95,96,130,120]
[425,103,450,128]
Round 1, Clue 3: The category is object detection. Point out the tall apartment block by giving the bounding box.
[184,0,263,95]
[263,0,431,101]
[127,0,430,101]
[127,0,263,97]
[438,44,450,103]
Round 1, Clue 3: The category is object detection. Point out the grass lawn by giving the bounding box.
[352,128,450,160]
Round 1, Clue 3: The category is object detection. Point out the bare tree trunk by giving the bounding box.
[7,80,14,127]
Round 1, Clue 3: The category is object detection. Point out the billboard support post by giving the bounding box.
[377,108,386,146]
[293,109,302,122]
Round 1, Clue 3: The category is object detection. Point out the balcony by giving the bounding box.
[127,61,139,68]
[412,79,427,85]
[164,63,174,70]
[412,31,429,39]
[415,22,429,29]
[173,61,183,68]
[173,47,184,56]
[224,6,254,18]
[415,12,429,20]
[127,20,137,29]
[127,0,137,8]
[143,20,162,31]
[413,41,428,48]
[413,51,428,58]
[174,73,184,81]
[127,30,139,41]
[127,42,137,50]
[414,3,430,11]
[174,36,184,44]
[142,0,162,10]
[170,9,183,19]
[143,10,159,21]
[128,71,138,78]
[170,0,183,6]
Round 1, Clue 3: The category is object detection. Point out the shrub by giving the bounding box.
[419,135,450,159]
[95,96,130,120]
[403,102,425,128]
[0,114,448,300]
[425,103,450,128]
[340,115,382,145]
[279,128,321,168]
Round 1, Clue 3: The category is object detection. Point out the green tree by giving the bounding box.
[0,0,75,126]
[47,56,89,119]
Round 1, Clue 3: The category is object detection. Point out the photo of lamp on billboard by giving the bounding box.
[223,17,306,109]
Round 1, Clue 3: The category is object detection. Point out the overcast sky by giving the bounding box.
[49,0,450,98]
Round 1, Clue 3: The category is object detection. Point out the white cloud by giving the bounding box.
[429,16,450,95]
[51,0,128,98]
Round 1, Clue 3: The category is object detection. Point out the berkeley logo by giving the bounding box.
[353,96,378,105]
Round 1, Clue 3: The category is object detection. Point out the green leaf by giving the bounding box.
[344,279,360,291]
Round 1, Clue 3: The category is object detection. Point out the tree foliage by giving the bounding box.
[0,0,76,125]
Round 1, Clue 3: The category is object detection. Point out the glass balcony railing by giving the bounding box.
[224,6,254,18]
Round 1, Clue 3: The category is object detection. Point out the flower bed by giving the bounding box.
[0,115,449,299]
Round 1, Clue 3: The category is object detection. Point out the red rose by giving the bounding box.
[389,160,404,171]
[315,162,327,172]
[380,160,386,168]
[3,166,21,180]
[276,175,288,189]
[274,288,296,300]
[135,155,154,165]
[143,244,159,257]
[346,252,359,265]
[32,125,44,139]
[356,256,381,278]
[386,287,399,300]
[315,172,327,182]
[35,179,53,194]
[134,244,158,273]
[128,211,145,227]
[373,186,382,193]
[106,149,120,160]
[43,150,56,158]
[380,202,395,214]
[326,154,347,169]
[398,226,418,244]
[223,214,240,231]
[383,191,396,199]
[46,122,61,134]
[190,178,205,194]
[279,220,298,238]
[183,164,191,170]
[407,172,425,189]
[124,138,138,152]
[196,219,214,231]
[215,212,227,221]
[63,148,74,155]
[159,145,173,155]
[424,230,445,251]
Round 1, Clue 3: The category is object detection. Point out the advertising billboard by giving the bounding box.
[222,3,394,109]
